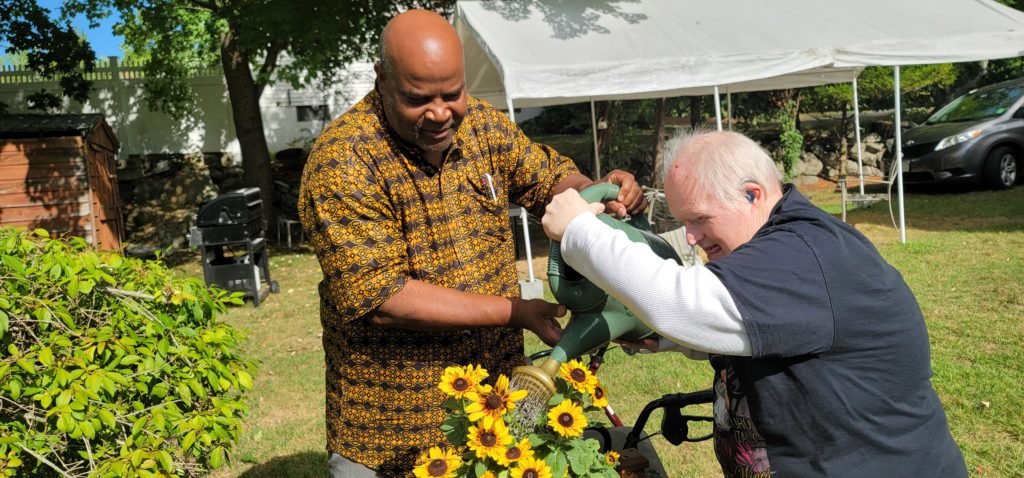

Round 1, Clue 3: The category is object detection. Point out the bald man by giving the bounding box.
[298,9,646,477]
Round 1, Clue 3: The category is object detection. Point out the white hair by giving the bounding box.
[663,129,782,205]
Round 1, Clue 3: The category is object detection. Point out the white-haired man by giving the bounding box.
[541,130,967,477]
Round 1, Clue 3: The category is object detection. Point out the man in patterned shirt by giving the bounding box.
[298,9,647,477]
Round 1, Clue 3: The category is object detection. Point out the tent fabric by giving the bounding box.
[456,0,1024,109]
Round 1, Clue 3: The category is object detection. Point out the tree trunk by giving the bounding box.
[689,97,701,129]
[946,60,989,104]
[651,97,666,188]
[220,24,276,224]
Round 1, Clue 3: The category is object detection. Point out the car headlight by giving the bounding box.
[935,129,983,151]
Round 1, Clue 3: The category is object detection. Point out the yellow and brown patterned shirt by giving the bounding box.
[298,89,579,475]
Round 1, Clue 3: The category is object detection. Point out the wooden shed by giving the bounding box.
[0,114,124,250]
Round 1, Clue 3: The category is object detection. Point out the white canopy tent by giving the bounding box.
[455,0,1024,242]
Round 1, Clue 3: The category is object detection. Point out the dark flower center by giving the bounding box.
[428,459,447,476]
[506,447,522,460]
[594,387,604,399]
[558,412,574,427]
[485,394,503,410]
[570,368,586,382]
[453,378,468,391]
[523,469,539,478]
[480,431,497,447]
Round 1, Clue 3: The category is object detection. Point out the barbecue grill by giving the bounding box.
[192,187,278,306]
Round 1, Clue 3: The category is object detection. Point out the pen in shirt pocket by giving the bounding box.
[483,173,498,202]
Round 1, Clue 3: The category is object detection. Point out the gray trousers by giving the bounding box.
[327,453,387,478]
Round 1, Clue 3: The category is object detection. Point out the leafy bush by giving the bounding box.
[0,227,255,477]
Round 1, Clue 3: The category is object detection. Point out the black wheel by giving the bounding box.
[984,146,1018,190]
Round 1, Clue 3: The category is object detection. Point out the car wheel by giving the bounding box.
[984,146,1018,190]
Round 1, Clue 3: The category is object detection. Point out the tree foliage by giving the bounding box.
[0,227,255,477]
[0,0,96,111]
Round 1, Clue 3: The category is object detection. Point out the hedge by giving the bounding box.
[0,227,255,477]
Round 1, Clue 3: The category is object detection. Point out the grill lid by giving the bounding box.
[196,187,263,227]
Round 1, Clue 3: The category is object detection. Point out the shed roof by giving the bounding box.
[0,114,107,138]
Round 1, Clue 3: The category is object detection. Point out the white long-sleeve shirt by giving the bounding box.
[561,213,752,357]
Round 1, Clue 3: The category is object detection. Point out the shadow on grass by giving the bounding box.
[842,182,1024,233]
[237,452,327,478]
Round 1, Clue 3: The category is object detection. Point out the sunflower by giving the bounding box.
[412,446,462,478]
[438,364,489,399]
[591,384,609,408]
[547,400,587,438]
[465,374,528,427]
[494,437,534,467]
[605,450,620,466]
[558,359,597,395]
[480,473,497,478]
[510,456,553,478]
[467,418,513,460]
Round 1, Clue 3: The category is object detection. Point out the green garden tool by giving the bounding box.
[509,183,683,435]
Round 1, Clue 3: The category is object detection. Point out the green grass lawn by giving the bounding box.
[188,183,1024,478]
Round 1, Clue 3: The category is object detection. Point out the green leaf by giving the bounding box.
[98,409,116,429]
[210,446,225,468]
[80,420,96,439]
[33,228,49,238]
[237,370,253,390]
[38,347,54,367]
[0,309,8,338]
[156,450,174,472]
[181,430,196,451]
[16,358,35,373]
[56,412,74,433]
[473,460,488,477]
[440,415,469,447]
[9,380,21,400]
[1,255,25,276]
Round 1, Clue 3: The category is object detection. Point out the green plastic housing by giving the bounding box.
[546,183,682,364]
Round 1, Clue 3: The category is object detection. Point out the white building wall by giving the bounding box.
[0,58,376,162]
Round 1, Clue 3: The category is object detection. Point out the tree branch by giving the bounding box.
[254,45,283,97]
[16,444,72,478]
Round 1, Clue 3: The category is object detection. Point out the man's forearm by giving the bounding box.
[370,279,515,330]
[552,173,594,196]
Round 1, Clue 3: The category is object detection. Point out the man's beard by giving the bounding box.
[414,123,457,152]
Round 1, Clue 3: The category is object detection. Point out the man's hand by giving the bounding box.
[542,189,605,242]
[614,337,661,354]
[600,169,647,217]
[509,299,567,347]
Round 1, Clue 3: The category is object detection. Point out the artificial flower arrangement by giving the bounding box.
[414,360,621,478]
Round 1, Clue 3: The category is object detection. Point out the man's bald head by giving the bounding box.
[378,9,463,76]
[374,9,468,160]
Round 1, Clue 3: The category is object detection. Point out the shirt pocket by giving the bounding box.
[461,172,510,245]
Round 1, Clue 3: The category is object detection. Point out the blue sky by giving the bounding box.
[2,0,125,61]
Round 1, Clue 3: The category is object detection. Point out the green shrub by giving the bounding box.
[0,227,255,477]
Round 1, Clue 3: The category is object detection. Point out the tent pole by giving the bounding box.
[853,78,865,195]
[506,97,516,122]
[591,98,601,179]
[726,88,733,131]
[713,86,723,131]
[894,66,907,243]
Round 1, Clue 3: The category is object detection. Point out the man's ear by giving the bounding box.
[373,62,387,86]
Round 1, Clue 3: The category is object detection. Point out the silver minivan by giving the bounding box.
[901,78,1024,189]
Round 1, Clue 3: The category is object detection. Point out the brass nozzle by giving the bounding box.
[511,357,561,395]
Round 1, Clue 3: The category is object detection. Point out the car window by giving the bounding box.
[926,84,1024,124]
